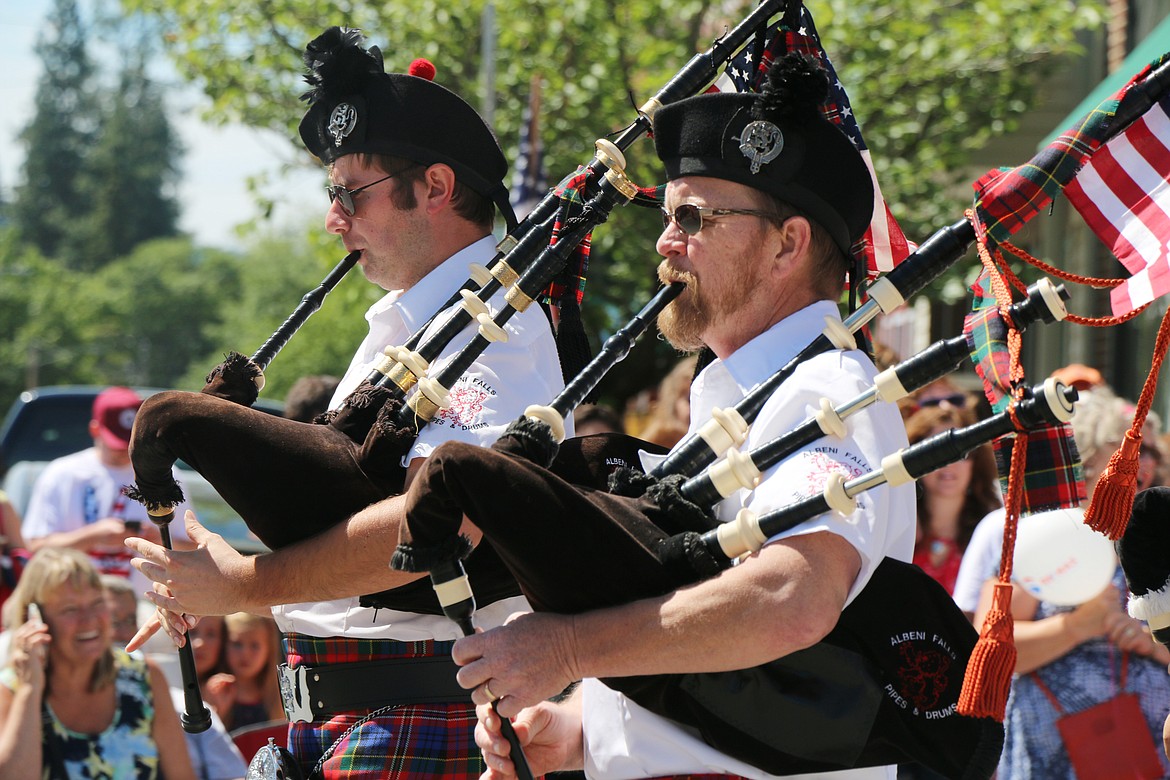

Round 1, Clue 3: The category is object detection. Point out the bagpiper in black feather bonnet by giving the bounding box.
[298,27,517,231]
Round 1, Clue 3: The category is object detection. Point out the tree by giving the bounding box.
[0,227,89,398]
[67,54,183,270]
[12,0,99,261]
[71,238,242,387]
[115,0,1104,401]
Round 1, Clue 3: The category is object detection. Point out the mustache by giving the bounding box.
[657,261,697,288]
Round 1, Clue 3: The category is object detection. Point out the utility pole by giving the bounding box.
[480,1,496,128]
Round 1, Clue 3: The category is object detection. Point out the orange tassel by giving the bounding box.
[1084,433,1142,540]
[958,583,1017,721]
[1084,304,1170,539]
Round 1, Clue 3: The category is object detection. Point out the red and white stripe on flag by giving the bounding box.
[1065,95,1170,315]
[861,149,914,274]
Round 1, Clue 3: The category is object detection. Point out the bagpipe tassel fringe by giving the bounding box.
[1084,433,1141,540]
[1086,304,1170,539]
[957,582,1017,721]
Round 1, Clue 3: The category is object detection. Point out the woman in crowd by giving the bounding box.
[904,398,1001,594]
[972,386,1170,778]
[0,547,194,778]
[638,355,698,449]
[0,491,28,613]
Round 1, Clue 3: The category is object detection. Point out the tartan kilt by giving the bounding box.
[283,633,484,780]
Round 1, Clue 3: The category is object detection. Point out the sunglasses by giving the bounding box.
[326,171,401,216]
[660,203,778,235]
[918,392,969,409]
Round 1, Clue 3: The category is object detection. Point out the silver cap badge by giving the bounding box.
[327,103,358,147]
[738,120,784,174]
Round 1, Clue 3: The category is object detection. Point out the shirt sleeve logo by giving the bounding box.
[435,383,491,430]
[799,449,866,497]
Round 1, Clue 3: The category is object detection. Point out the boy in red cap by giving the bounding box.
[22,387,191,594]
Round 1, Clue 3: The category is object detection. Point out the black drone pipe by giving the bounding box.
[394,170,640,431]
[650,216,978,481]
[679,278,1070,507]
[675,380,1077,570]
[250,251,360,373]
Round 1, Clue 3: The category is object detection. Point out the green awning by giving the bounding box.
[1039,14,1170,148]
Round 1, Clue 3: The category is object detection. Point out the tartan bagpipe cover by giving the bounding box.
[953,59,1167,515]
[964,296,1086,515]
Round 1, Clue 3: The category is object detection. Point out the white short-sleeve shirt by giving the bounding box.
[582,300,915,779]
[273,236,567,639]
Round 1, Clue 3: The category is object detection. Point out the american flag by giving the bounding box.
[711,4,913,277]
[511,75,547,221]
[1065,92,1170,316]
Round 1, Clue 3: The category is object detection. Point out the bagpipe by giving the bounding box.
[390,252,1072,779]
[127,0,793,582]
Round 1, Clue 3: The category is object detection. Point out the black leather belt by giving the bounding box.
[278,655,469,723]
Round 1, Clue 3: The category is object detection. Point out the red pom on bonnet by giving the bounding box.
[408,58,436,81]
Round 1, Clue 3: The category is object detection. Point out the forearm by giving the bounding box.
[246,493,432,608]
[571,533,856,679]
[26,527,95,552]
[1012,613,1094,675]
[0,688,44,777]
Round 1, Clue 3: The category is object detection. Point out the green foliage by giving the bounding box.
[819,0,1105,237]
[13,0,100,261]
[68,58,183,270]
[183,231,378,400]
[110,0,1105,403]
[12,0,183,273]
[74,238,242,387]
[0,233,243,399]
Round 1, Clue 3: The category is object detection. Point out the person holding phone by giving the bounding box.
[21,387,193,596]
[0,547,196,778]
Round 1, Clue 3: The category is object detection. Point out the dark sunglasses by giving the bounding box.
[661,203,777,235]
[326,172,401,216]
[918,392,969,409]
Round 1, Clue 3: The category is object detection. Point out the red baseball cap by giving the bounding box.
[1049,363,1105,392]
[92,386,143,450]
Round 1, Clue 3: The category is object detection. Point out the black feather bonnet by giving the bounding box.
[651,52,872,254]
[297,27,516,230]
[1119,486,1170,643]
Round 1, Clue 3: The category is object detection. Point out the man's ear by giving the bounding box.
[771,216,813,274]
[421,164,457,214]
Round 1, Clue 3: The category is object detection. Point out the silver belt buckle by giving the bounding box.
[278,663,314,723]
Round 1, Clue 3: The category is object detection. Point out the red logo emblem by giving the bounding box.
[436,386,489,427]
[896,642,952,711]
[799,451,865,497]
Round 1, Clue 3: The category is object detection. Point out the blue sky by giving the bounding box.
[0,1,322,250]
